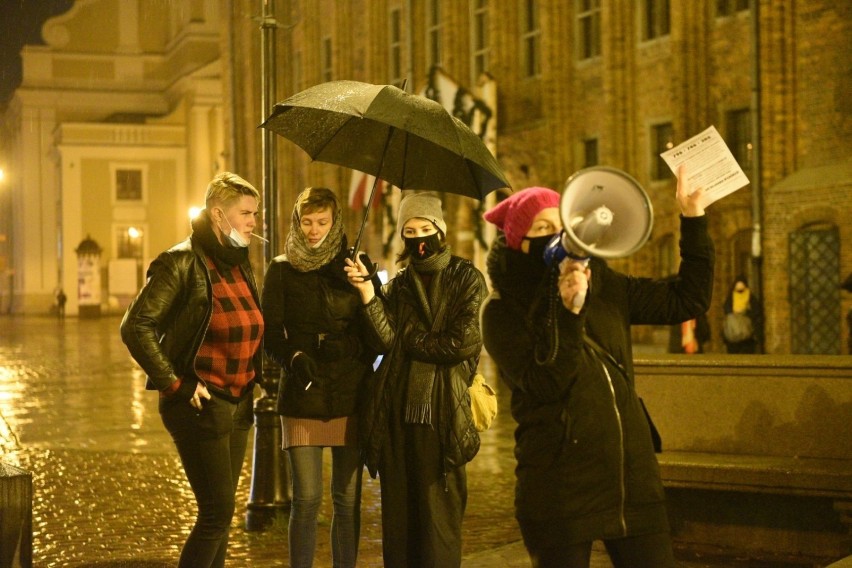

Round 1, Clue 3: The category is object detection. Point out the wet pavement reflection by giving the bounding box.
[1,316,775,567]
[0,316,519,566]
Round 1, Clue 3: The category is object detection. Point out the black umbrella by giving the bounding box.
[261,80,510,256]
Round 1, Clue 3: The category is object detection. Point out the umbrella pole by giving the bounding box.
[351,174,383,256]
[350,79,406,265]
[350,124,397,279]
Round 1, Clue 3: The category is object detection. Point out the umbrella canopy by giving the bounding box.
[261,80,510,200]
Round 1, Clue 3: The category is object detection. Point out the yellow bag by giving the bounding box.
[468,373,498,432]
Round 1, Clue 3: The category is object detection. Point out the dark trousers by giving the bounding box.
[377,420,466,568]
[160,393,252,568]
[529,532,677,568]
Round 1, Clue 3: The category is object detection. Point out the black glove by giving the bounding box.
[291,352,320,389]
[319,335,360,361]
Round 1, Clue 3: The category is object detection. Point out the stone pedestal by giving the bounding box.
[0,463,32,568]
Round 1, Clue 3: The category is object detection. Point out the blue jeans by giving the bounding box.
[287,445,363,568]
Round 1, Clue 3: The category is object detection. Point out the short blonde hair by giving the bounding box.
[205,172,260,209]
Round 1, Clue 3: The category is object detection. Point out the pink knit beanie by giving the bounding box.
[483,187,560,250]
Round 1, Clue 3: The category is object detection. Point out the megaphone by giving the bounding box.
[544,166,654,308]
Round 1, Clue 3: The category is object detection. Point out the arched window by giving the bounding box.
[789,222,840,354]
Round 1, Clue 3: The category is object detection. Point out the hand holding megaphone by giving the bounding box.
[558,259,592,313]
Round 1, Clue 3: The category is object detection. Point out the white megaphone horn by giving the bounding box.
[545,166,654,308]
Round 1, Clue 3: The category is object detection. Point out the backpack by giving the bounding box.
[723,312,753,343]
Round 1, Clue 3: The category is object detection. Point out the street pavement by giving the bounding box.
[0,315,813,567]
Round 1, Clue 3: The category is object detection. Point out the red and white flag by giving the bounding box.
[348,171,386,212]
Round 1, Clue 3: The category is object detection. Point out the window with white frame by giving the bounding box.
[321,37,333,82]
[577,0,601,60]
[426,0,442,68]
[389,7,403,86]
[115,225,145,260]
[583,137,599,168]
[111,165,146,203]
[725,107,752,169]
[642,0,670,41]
[651,122,674,180]
[716,0,749,17]
[471,0,489,80]
[521,0,541,78]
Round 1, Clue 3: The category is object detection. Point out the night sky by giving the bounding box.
[0,0,74,106]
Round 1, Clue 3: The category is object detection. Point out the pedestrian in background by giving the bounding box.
[481,166,714,568]
[262,187,376,568]
[120,172,264,568]
[345,192,487,567]
[56,288,67,320]
[722,275,763,353]
[668,312,710,354]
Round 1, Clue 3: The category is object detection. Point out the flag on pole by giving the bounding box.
[348,171,386,212]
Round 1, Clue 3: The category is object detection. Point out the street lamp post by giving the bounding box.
[245,0,291,532]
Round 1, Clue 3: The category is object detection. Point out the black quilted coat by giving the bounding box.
[358,256,487,478]
[482,216,714,549]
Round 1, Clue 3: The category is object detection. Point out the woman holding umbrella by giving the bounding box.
[345,192,487,567]
[262,187,376,568]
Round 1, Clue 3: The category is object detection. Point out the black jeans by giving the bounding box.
[529,532,677,568]
[160,393,253,568]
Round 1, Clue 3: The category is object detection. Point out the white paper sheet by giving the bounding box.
[660,125,750,207]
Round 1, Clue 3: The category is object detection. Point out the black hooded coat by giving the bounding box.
[481,215,714,548]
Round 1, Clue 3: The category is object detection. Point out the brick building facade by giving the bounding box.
[224,0,851,355]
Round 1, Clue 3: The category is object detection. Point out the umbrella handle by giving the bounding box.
[349,248,380,281]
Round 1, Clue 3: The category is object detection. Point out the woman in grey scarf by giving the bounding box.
[345,192,487,567]
[262,187,376,568]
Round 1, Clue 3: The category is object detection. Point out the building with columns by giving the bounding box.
[0,0,227,316]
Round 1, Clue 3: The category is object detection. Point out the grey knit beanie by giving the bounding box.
[396,192,447,237]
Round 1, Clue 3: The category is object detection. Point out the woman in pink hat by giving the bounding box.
[481,168,714,568]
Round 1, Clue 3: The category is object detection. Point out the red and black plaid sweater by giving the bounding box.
[195,257,264,398]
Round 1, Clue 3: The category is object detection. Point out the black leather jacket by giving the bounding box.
[120,236,263,401]
[358,256,486,478]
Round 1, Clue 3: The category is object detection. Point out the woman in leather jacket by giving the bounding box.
[262,187,375,568]
[481,168,714,568]
[345,192,487,568]
[120,172,264,568]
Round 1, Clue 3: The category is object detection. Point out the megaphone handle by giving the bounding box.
[571,258,590,310]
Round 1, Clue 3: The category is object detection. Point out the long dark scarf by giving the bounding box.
[404,247,452,426]
[284,204,345,272]
[191,212,248,274]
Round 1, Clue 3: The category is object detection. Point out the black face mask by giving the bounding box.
[404,233,442,260]
[523,234,557,261]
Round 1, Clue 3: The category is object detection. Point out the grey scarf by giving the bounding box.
[284,205,344,272]
[405,247,452,426]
